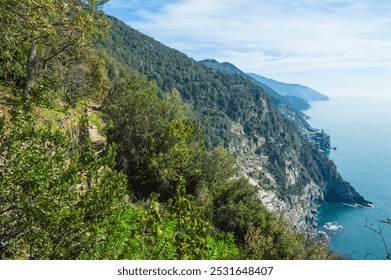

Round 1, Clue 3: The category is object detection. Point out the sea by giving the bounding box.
[305,95,391,260]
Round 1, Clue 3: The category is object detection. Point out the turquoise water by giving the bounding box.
[305,95,391,260]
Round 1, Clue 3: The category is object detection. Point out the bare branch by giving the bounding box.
[43,44,74,68]
[365,219,391,260]
[324,250,333,260]
[380,218,391,225]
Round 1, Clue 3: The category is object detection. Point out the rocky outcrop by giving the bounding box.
[305,129,331,153]
[228,120,371,232]
[324,177,372,207]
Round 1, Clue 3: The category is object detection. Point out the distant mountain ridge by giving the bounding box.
[248,72,329,101]
[200,59,243,75]
[199,59,311,111]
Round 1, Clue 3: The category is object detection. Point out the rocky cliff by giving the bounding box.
[227,119,371,231]
[99,16,372,231]
[198,59,332,154]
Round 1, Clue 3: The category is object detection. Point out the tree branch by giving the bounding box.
[43,44,74,67]
[0,205,16,215]
[365,219,391,259]
[380,218,391,225]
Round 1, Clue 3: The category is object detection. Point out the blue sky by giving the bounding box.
[104,0,391,96]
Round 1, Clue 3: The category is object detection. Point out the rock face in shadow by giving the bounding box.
[324,178,372,207]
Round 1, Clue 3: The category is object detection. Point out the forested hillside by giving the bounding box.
[99,17,371,227]
[0,1,365,260]
[199,59,311,112]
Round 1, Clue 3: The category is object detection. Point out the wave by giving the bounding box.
[341,202,374,208]
[323,221,343,231]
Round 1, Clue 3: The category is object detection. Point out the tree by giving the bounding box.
[210,177,269,240]
[0,0,110,99]
[169,181,211,260]
[0,110,127,259]
[104,74,207,198]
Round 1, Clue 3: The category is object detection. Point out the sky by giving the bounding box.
[103,0,391,97]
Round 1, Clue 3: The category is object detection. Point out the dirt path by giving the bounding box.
[87,104,106,152]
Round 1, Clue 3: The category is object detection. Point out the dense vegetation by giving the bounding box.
[199,59,311,113]
[0,1,342,259]
[99,17,367,205]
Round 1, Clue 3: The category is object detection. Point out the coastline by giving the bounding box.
[307,96,391,259]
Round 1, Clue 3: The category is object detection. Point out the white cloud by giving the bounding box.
[105,0,391,96]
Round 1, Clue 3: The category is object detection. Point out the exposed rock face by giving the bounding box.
[101,17,371,233]
[324,178,372,207]
[306,129,331,152]
[198,60,370,229]
[228,120,371,232]
[229,121,315,231]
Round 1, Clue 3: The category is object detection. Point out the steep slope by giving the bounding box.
[99,17,371,230]
[199,59,330,152]
[248,72,329,101]
[199,59,310,113]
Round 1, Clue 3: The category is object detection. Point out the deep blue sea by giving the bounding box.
[305,95,391,260]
